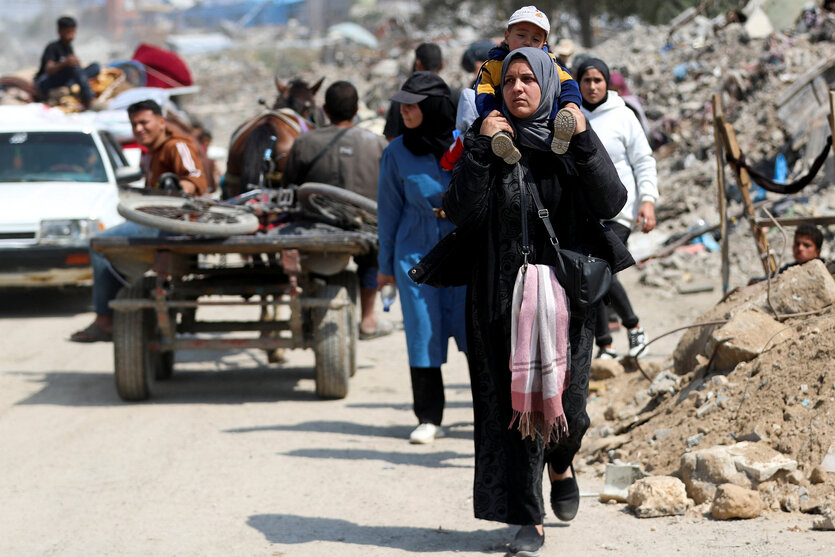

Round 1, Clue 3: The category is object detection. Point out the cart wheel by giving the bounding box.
[312,284,351,399]
[118,195,260,237]
[113,282,155,401]
[326,271,358,377]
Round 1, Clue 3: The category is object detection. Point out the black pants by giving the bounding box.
[595,221,639,348]
[410,366,444,425]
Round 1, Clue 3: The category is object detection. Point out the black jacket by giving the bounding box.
[410,121,633,294]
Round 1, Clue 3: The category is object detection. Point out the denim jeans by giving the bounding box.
[91,221,167,316]
[37,62,100,102]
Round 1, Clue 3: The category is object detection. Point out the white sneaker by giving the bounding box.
[409,423,444,444]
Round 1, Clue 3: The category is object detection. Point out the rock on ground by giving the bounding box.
[627,476,690,518]
[711,483,764,520]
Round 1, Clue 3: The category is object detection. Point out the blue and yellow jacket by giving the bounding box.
[475,44,581,119]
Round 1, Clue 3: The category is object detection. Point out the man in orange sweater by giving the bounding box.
[70,100,206,342]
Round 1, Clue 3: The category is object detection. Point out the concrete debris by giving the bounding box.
[601,463,646,503]
[679,442,798,504]
[673,259,835,376]
[648,370,679,396]
[706,308,789,371]
[627,476,690,518]
[812,511,835,531]
[710,483,764,520]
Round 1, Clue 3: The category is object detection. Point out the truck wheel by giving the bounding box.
[312,284,351,399]
[326,271,358,377]
[113,282,154,401]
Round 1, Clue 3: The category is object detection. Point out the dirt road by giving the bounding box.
[1,269,833,556]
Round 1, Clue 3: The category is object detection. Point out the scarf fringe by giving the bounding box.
[509,410,569,446]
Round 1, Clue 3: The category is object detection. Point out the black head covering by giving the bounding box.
[573,57,610,85]
[573,57,611,112]
[391,71,455,159]
[461,40,495,73]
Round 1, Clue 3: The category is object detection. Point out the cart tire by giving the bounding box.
[118,195,260,237]
[297,182,377,233]
[313,284,351,399]
[326,271,358,377]
[113,283,153,401]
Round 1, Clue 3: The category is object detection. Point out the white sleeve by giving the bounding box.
[625,111,658,204]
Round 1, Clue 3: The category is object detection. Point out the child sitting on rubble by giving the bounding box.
[475,5,582,164]
[749,223,826,284]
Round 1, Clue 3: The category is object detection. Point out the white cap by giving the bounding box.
[507,6,550,36]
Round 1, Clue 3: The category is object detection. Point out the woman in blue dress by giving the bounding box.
[377,71,467,445]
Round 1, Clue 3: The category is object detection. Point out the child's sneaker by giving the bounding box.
[551,108,575,155]
[491,131,521,164]
[627,327,648,358]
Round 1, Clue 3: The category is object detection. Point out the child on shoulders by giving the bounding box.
[475,5,582,164]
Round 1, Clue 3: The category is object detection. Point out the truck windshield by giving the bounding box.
[0,132,108,183]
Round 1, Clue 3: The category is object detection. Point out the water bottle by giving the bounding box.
[380,284,397,313]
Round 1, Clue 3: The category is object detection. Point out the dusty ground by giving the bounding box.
[2,268,834,556]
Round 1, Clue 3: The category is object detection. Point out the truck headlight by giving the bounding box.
[38,219,102,245]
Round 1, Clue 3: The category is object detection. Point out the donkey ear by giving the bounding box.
[275,76,286,94]
[310,77,325,95]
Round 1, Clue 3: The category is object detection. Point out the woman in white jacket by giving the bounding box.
[575,58,659,359]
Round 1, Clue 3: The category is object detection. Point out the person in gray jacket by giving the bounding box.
[283,81,391,340]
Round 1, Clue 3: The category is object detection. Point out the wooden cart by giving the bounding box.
[91,231,374,402]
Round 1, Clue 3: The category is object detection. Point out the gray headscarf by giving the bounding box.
[499,47,561,151]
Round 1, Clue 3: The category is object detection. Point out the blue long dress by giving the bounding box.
[377,137,467,367]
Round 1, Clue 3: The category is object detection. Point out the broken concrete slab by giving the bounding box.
[679,441,798,504]
[706,308,789,371]
[627,476,690,518]
[710,483,764,519]
[673,260,835,375]
[752,260,835,317]
[600,463,646,503]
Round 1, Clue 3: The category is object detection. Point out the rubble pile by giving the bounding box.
[583,260,835,520]
[584,12,835,288]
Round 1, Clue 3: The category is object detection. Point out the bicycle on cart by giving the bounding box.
[94,167,378,402]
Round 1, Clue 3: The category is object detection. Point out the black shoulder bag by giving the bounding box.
[518,162,612,308]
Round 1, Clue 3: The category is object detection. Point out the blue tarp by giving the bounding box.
[180,0,306,27]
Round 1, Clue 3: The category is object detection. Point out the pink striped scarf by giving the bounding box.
[509,264,571,444]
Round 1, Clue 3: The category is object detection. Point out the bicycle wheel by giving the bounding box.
[296,183,377,233]
[118,195,260,237]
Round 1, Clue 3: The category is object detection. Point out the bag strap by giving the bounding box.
[516,158,562,253]
[517,163,531,266]
[296,126,351,185]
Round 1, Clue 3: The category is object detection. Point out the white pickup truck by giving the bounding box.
[0,107,142,287]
